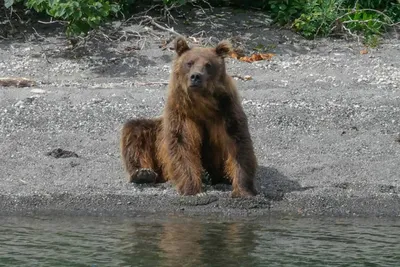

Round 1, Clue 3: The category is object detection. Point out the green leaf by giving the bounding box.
[54,7,66,18]
[110,4,120,14]
[48,0,58,7]
[4,0,14,9]
[93,2,103,9]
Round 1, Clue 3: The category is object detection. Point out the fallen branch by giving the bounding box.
[38,19,68,25]
[138,15,185,39]
[0,77,36,88]
[159,35,176,50]
[134,81,169,86]
[231,74,253,81]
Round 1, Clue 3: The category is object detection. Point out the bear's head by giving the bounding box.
[172,37,232,93]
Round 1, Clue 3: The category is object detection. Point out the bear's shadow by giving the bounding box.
[255,165,313,201]
[205,165,310,201]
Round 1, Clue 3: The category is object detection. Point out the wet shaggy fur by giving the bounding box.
[120,37,258,197]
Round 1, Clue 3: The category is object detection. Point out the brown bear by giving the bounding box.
[120,37,257,197]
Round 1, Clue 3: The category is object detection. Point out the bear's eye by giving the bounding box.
[205,62,212,69]
[187,61,194,68]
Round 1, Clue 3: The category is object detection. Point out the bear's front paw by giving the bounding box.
[130,168,158,184]
[231,188,257,198]
[179,182,202,196]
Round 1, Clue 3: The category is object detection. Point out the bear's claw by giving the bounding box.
[131,168,158,184]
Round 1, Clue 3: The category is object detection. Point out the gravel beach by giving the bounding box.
[1,8,400,218]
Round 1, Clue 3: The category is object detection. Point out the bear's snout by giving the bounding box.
[190,72,203,87]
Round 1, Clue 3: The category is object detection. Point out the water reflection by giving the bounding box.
[118,217,259,267]
[0,216,400,267]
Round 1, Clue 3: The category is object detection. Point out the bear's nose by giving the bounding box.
[190,73,202,86]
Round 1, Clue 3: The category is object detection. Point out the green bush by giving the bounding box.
[3,0,192,36]
[5,0,121,36]
[267,0,399,46]
[3,0,400,45]
[269,0,304,25]
[292,0,340,38]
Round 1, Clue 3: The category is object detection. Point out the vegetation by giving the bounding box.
[3,0,400,46]
[270,0,400,46]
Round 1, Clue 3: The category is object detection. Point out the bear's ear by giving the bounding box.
[215,40,232,58]
[174,37,190,56]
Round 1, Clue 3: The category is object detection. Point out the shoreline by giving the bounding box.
[1,189,399,218]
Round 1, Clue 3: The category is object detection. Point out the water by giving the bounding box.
[0,215,399,267]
